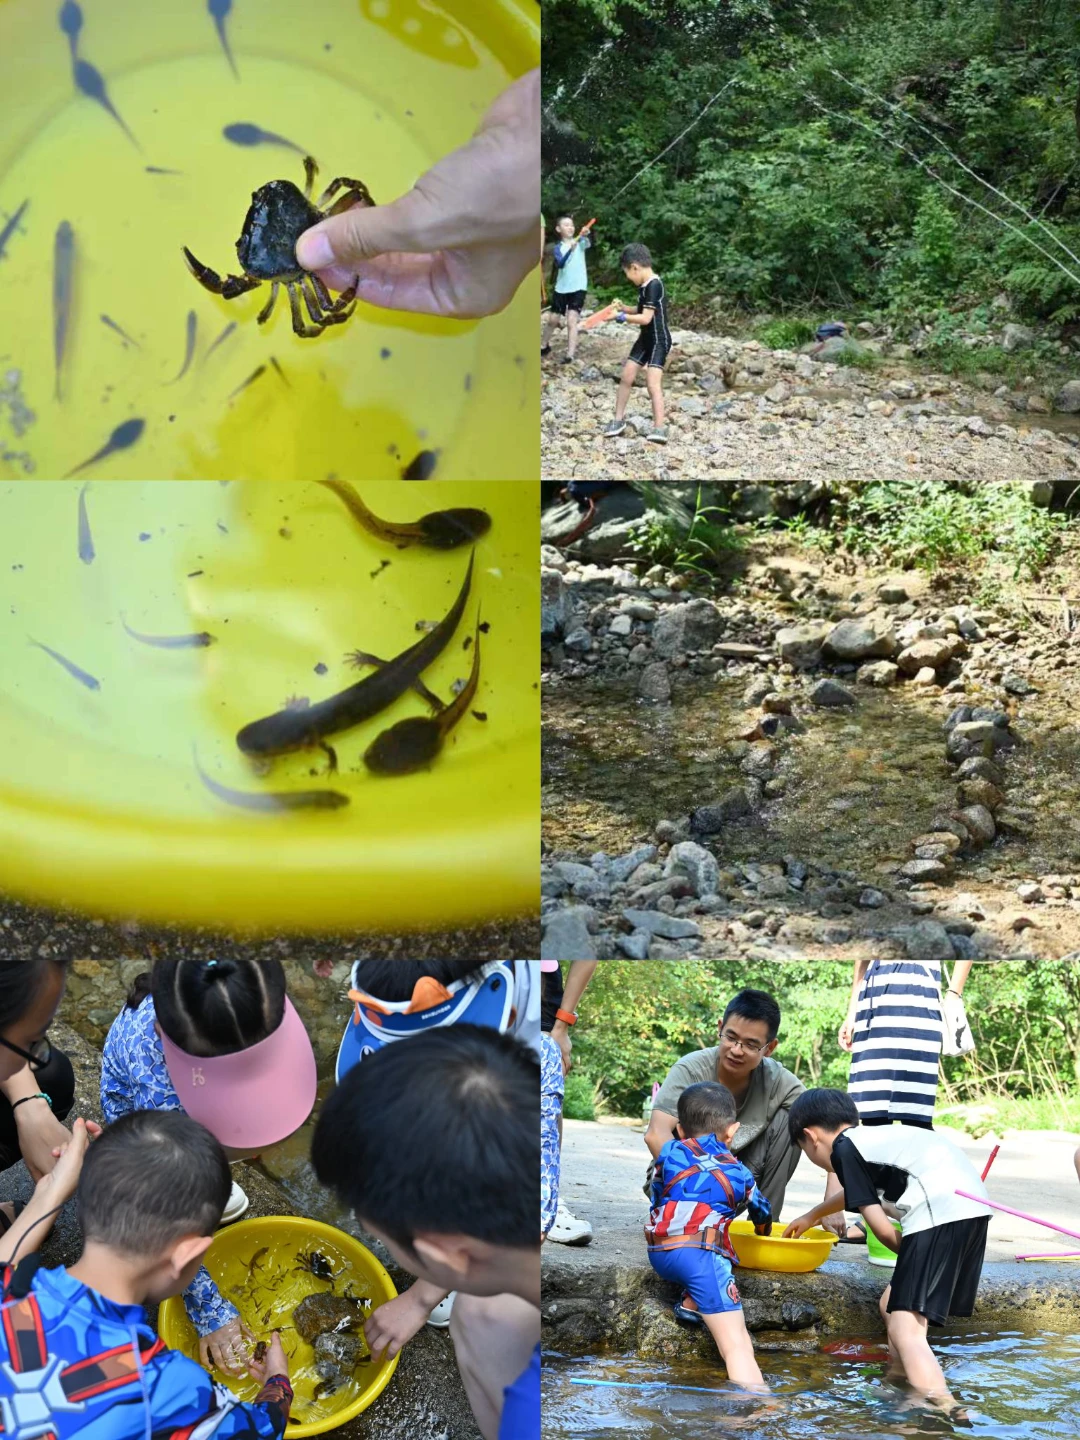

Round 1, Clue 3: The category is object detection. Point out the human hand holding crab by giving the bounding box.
[294,69,539,320]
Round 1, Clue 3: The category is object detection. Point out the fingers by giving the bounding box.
[296,188,435,271]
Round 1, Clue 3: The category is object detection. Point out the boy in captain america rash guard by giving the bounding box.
[0,1110,292,1439]
[645,1081,772,1389]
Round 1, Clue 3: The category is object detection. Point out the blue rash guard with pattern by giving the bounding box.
[645,1135,772,1314]
[0,1260,292,1440]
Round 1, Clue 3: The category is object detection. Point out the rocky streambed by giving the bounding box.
[541,327,1080,481]
[541,542,1080,961]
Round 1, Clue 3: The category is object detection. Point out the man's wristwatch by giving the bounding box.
[554,1008,578,1027]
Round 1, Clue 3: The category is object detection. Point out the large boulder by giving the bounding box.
[776,621,832,668]
[823,618,897,662]
[1055,380,1080,414]
[663,842,720,898]
[653,598,724,657]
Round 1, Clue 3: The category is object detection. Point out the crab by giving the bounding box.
[182,156,374,337]
[294,1250,339,1281]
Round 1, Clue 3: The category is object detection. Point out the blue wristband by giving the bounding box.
[616,313,626,324]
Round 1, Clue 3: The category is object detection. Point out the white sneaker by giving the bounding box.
[221,1181,250,1225]
[426,1291,456,1327]
[548,1200,593,1245]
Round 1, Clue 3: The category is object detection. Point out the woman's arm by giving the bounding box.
[838,961,870,1051]
[1,1064,99,1182]
[549,961,598,1075]
[948,961,974,997]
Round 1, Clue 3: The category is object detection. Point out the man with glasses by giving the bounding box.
[643,989,804,1223]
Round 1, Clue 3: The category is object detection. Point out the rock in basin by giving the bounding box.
[294,1293,362,1344]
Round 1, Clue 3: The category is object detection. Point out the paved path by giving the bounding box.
[556,1117,1080,1267]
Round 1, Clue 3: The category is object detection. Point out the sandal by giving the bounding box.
[837,1222,867,1245]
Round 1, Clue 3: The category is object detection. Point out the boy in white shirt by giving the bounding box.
[542,216,592,363]
[783,1088,990,1415]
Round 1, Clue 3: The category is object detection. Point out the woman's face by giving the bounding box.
[0,962,66,1083]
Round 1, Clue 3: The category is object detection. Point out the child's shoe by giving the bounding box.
[646,427,668,444]
[548,1200,593,1245]
[426,1292,457,1327]
[602,420,626,437]
[221,1181,250,1224]
[673,1295,703,1326]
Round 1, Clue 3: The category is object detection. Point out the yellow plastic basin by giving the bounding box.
[728,1220,838,1273]
[158,1215,399,1438]
[0,0,539,480]
[0,480,538,932]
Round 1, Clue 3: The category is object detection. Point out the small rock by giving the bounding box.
[877,585,909,604]
[1016,882,1043,904]
[664,842,720,898]
[858,888,887,908]
[653,598,724,658]
[823,617,898,662]
[897,638,956,675]
[776,621,832,668]
[857,660,899,687]
[762,693,794,715]
[957,805,996,846]
[609,845,659,883]
[691,789,752,835]
[541,907,596,961]
[903,919,955,960]
[810,678,856,708]
[912,666,939,687]
[1002,322,1034,352]
[615,930,650,960]
[1054,379,1080,413]
[609,613,633,637]
[638,661,672,702]
[622,909,702,940]
[563,627,592,653]
[901,858,952,884]
[957,779,1005,812]
[1002,673,1036,696]
[955,756,1005,788]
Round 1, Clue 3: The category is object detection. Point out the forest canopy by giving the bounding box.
[542,0,1080,323]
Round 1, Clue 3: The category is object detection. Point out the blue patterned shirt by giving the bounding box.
[101,996,239,1339]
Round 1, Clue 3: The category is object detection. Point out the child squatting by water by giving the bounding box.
[645,1081,772,1389]
[783,1087,991,1417]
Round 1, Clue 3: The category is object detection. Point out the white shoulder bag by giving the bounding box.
[941,967,975,1057]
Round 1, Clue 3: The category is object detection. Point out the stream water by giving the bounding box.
[543,1337,1080,1439]
[542,675,1080,886]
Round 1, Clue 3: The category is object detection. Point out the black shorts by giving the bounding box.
[541,965,564,1033]
[551,290,585,316]
[887,1216,990,1327]
[628,333,671,369]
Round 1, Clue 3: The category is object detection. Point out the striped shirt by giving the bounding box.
[849,961,943,1124]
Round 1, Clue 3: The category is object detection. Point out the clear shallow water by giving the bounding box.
[543,1336,1080,1440]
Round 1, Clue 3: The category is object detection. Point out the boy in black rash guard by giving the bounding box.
[603,243,671,444]
[783,1089,990,1418]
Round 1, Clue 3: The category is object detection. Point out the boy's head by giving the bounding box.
[717,989,781,1075]
[620,243,653,283]
[555,215,575,238]
[312,1024,538,1297]
[676,1081,738,1146]
[787,1088,860,1171]
[78,1110,231,1298]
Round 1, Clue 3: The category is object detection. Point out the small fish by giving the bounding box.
[223,123,306,155]
[53,221,74,402]
[145,166,184,175]
[364,613,482,775]
[66,418,146,477]
[77,482,94,564]
[228,364,266,402]
[194,751,349,812]
[30,638,101,691]
[59,1,83,59]
[270,356,290,387]
[169,311,197,383]
[101,314,141,348]
[121,618,215,648]
[401,450,438,479]
[208,0,239,79]
[73,59,140,150]
[0,200,30,262]
[203,321,237,363]
[248,1246,270,1270]
[318,478,490,550]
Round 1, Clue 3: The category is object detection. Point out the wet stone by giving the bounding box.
[293,1294,361,1344]
[810,679,856,708]
[957,804,996,846]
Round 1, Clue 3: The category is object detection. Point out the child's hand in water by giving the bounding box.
[782,1213,815,1239]
[295,70,539,320]
[248,1332,290,1385]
